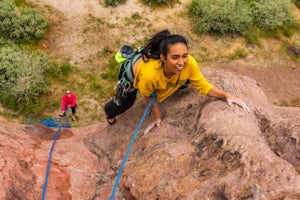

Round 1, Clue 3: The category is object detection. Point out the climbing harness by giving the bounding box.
[111,71,133,106]
[110,93,156,200]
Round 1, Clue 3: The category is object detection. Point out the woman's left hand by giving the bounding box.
[227,97,250,112]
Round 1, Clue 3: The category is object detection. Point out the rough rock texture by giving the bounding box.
[0,68,299,200]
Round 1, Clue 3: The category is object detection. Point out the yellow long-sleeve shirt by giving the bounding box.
[133,55,214,102]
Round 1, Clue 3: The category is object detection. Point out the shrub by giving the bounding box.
[141,0,178,7]
[244,30,261,45]
[0,0,48,42]
[60,63,73,76]
[228,48,249,59]
[105,0,127,7]
[0,36,6,45]
[251,0,296,31]
[0,45,56,112]
[189,0,252,34]
[294,0,300,9]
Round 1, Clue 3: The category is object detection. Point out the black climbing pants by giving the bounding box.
[104,89,138,118]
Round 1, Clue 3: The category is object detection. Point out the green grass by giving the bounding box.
[228,48,249,60]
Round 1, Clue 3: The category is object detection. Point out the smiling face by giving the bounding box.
[161,42,188,78]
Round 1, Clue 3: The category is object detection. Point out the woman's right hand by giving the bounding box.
[227,97,250,112]
[144,118,161,135]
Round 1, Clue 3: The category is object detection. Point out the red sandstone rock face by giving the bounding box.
[0,68,299,199]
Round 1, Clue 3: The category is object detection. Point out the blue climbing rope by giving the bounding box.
[41,108,70,200]
[41,126,62,200]
[110,93,156,200]
[40,117,71,128]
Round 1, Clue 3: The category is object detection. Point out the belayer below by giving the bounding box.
[60,89,77,121]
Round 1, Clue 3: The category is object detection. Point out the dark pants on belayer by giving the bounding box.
[64,105,76,115]
[104,89,138,118]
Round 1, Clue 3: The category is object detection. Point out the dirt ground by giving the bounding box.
[1,0,299,125]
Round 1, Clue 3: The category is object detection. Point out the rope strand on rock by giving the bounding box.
[41,107,70,200]
[41,126,62,200]
[110,93,156,200]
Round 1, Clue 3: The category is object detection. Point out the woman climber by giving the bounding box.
[104,29,249,134]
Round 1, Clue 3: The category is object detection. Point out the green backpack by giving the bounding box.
[111,45,142,106]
